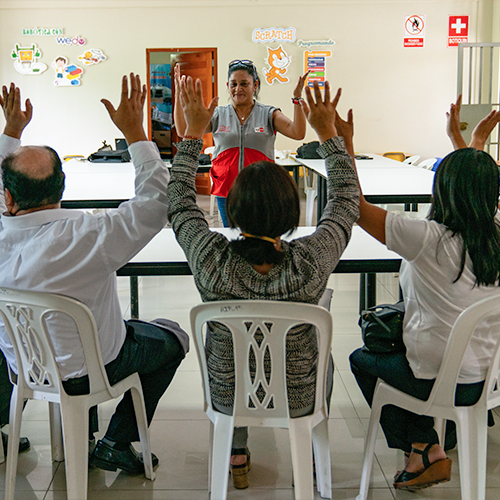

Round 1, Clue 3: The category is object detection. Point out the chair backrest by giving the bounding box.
[0,288,112,398]
[402,155,421,165]
[383,152,406,162]
[416,158,437,170]
[426,294,500,410]
[191,300,332,424]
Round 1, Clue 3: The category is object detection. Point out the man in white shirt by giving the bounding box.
[0,75,188,474]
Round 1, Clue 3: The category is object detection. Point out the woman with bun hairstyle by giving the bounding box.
[168,77,359,489]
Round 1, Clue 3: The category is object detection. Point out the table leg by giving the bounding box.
[130,276,139,319]
[359,273,377,313]
[317,176,327,221]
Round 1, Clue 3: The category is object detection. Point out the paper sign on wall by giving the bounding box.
[52,56,83,86]
[303,51,331,87]
[263,45,291,85]
[448,16,469,47]
[78,48,107,66]
[404,15,426,48]
[11,43,47,75]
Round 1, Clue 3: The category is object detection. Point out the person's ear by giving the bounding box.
[4,188,15,211]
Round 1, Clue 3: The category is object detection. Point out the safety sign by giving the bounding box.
[404,15,425,48]
[448,16,468,48]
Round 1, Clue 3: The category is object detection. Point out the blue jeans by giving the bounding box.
[349,348,484,453]
[216,196,229,227]
[63,320,185,443]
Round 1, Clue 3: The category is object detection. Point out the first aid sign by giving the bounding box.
[448,16,469,47]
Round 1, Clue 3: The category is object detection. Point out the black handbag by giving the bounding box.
[359,300,406,353]
[296,141,321,159]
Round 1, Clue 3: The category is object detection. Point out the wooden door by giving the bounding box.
[171,50,216,150]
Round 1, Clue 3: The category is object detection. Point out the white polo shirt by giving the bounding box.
[0,134,170,380]
[386,211,500,383]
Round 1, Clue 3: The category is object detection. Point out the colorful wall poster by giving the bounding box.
[52,56,83,86]
[11,43,47,75]
[78,48,107,66]
[263,45,292,85]
[303,51,331,87]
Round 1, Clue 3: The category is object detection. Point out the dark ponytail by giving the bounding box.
[428,148,500,286]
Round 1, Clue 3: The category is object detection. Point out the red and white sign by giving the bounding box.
[404,15,425,48]
[448,16,469,47]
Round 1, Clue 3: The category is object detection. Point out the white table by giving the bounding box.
[61,158,300,209]
[297,155,435,220]
[117,226,401,318]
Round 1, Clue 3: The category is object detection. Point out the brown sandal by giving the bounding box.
[230,447,251,489]
[394,444,451,491]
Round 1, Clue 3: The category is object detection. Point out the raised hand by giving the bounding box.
[302,81,341,143]
[446,94,467,150]
[335,109,355,159]
[101,73,147,145]
[469,109,500,151]
[293,71,310,99]
[0,83,33,139]
[179,76,218,139]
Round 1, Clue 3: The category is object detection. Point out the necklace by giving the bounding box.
[234,103,254,123]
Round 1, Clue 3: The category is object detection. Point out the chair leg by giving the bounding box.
[130,386,156,481]
[434,416,446,449]
[356,402,383,500]
[0,429,4,465]
[289,420,314,500]
[5,386,24,500]
[208,421,214,493]
[60,402,89,500]
[49,402,64,462]
[455,409,488,500]
[312,419,332,499]
[209,415,233,500]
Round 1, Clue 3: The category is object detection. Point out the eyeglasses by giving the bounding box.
[228,59,255,69]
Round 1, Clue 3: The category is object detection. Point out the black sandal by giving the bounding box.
[230,447,251,489]
[394,443,452,491]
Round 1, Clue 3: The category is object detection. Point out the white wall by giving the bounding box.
[0,0,495,159]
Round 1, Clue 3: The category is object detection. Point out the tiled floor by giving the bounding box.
[2,196,500,499]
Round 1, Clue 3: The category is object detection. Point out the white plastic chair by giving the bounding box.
[0,288,155,500]
[416,158,437,170]
[402,155,421,165]
[190,300,333,500]
[304,167,318,226]
[356,294,500,500]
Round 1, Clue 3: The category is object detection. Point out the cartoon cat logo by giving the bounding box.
[263,45,291,85]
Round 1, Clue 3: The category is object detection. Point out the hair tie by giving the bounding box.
[241,232,278,245]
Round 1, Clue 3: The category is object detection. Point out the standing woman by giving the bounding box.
[174,60,308,226]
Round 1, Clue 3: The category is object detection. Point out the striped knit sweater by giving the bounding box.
[167,137,359,410]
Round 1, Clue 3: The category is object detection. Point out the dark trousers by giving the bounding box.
[349,347,484,453]
[63,320,185,443]
[0,350,13,427]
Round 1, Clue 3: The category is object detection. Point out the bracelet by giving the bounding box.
[291,97,304,105]
[182,135,202,141]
